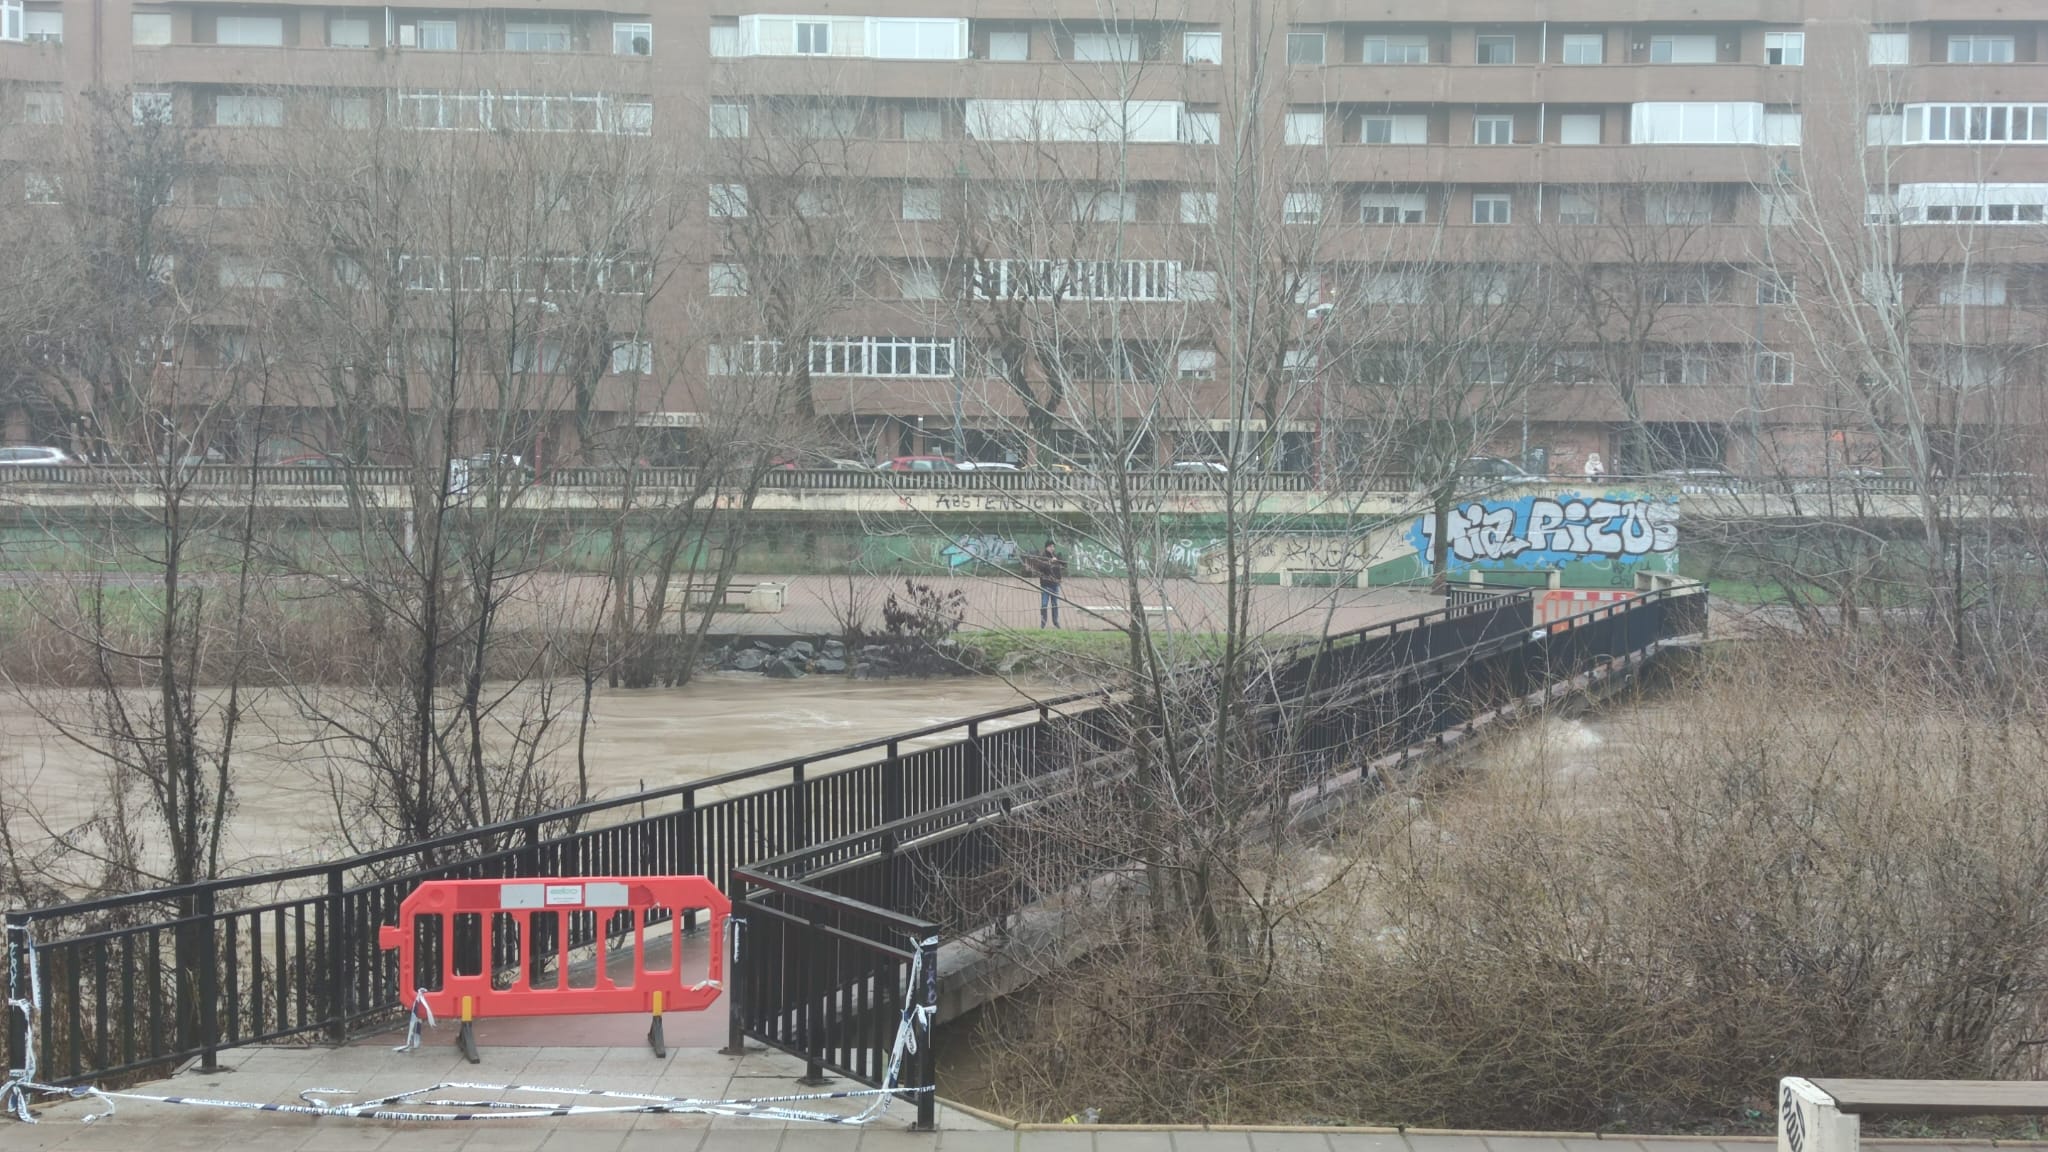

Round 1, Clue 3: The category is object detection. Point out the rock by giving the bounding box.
[996,651,1033,676]
[785,640,815,659]
[817,657,847,674]
[732,648,768,672]
[822,640,846,658]
[854,661,876,679]
[753,639,778,651]
[764,657,807,679]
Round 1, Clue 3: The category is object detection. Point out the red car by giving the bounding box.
[874,455,959,472]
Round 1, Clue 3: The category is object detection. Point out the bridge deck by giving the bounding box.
[15,1042,2029,1152]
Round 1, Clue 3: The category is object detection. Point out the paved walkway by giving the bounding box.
[13,1037,2033,1152]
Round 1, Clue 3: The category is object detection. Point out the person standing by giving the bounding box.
[1031,539,1067,629]
[1583,451,1606,480]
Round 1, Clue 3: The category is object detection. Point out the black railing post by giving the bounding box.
[721,910,747,1056]
[790,763,808,857]
[681,790,698,932]
[325,869,347,1041]
[5,911,28,1080]
[196,886,219,1071]
[913,934,940,1132]
[882,741,904,824]
[963,722,984,798]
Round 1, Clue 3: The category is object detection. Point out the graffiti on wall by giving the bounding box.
[1408,492,1680,575]
[940,534,1021,568]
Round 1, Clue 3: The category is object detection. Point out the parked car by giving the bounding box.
[159,447,227,469]
[0,445,75,466]
[770,454,872,471]
[1170,460,1229,474]
[448,452,534,495]
[1458,456,1536,481]
[956,460,1021,472]
[1657,467,1741,495]
[277,453,361,470]
[874,455,959,472]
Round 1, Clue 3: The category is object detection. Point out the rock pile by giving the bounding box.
[710,636,984,679]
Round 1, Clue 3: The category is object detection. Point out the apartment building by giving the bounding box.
[2,0,2045,474]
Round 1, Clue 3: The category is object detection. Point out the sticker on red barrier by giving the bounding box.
[376,875,728,1062]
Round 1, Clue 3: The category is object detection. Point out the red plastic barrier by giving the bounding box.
[377,875,728,1060]
[1539,588,1637,628]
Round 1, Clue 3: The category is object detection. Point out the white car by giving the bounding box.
[956,461,1021,472]
[0,445,75,466]
[1170,460,1229,474]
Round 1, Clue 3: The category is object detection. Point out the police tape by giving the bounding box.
[2,921,937,1128]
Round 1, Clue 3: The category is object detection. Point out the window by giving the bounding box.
[215,15,282,45]
[795,20,830,54]
[1180,190,1216,222]
[1286,109,1325,145]
[808,336,955,378]
[614,22,651,55]
[1655,268,1713,303]
[1765,32,1804,66]
[709,339,784,375]
[710,102,748,138]
[415,20,455,50]
[132,12,171,44]
[1466,349,1510,384]
[23,171,59,203]
[1869,31,1908,65]
[1475,34,1515,64]
[1361,114,1426,144]
[1474,115,1514,145]
[796,103,859,137]
[1631,102,1765,144]
[1286,30,1324,65]
[1763,108,1803,146]
[1070,31,1137,62]
[1757,272,1794,305]
[1072,189,1136,222]
[329,16,371,48]
[1359,191,1424,224]
[505,22,569,52]
[1947,35,2013,63]
[1939,269,2007,306]
[1649,186,1715,223]
[796,187,841,218]
[613,101,652,136]
[217,256,285,289]
[1183,27,1220,63]
[1561,33,1602,64]
[133,90,173,125]
[23,89,62,124]
[1553,350,1598,383]
[710,183,748,217]
[1559,112,1601,144]
[1755,351,1794,385]
[1649,34,1716,64]
[1867,111,1904,146]
[895,264,940,299]
[987,29,1028,60]
[215,93,284,128]
[1641,347,1711,385]
[901,106,941,140]
[1181,108,1220,144]
[214,174,258,206]
[708,262,748,296]
[18,6,56,41]
[1906,104,2048,144]
[1894,183,2048,225]
[710,22,740,56]
[872,19,965,60]
[902,184,942,220]
[1282,348,1318,380]
[1761,191,1800,226]
[1177,349,1217,380]
[1363,35,1427,64]
[611,340,653,375]
[1283,191,1322,223]
[1472,193,1511,224]
[1557,190,1597,224]
[2,0,21,40]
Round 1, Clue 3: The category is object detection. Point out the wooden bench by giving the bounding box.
[1780,1078,2048,1152]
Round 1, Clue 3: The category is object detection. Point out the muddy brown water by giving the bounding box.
[0,674,1057,889]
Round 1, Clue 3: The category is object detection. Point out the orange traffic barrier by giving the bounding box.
[377,875,729,1062]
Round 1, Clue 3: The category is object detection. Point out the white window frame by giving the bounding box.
[1358,191,1425,224]
[1474,34,1515,64]
[22,88,62,124]
[987,29,1028,60]
[21,5,59,41]
[1869,32,1908,66]
[131,11,171,45]
[794,20,830,55]
[23,170,59,203]
[1947,35,2013,64]
[894,264,941,300]
[1867,111,1904,146]
[710,183,748,217]
[1472,193,1512,224]
[1763,108,1803,146]
[1560,33,1602,64]
[808,336,955,378]
[1757,272,1795,305]
[1640,347,1712,386]
[1650,187,1716,224]
[1286,108,1325,146]
[1631,102,1766,145]
[133,90,174,125]
[329,16,371,48]
[1905,104,2048,145]
[710,22,740,57]
[1474,114,1514,145]
[901,184,942,221]
[414,19,455,50]
[1363,35,1427,64]
[505,21,570,52]
[0,0,21,41]
[212,93,284,129]
[1069,30,1138,62]
[1649,34,1716,64]
[215,14,282,46]
[708,262,749,296]
[1179,190,1217,223]
[1283,191,1323,223]
[611,339,653,375]
[1765,32,1804,66]
[1180,108,1219,144]
[1361,114,1427,144]
[1177,349,1217,380]
[1557,190,1597,224]
[614,22,651,55]
[1559,112,1601,144]
[1182,28,1220,64]
[1755,350,1795,385]
[901,106,941,140]
[710,102,749,138]
[1286,30,1324,65]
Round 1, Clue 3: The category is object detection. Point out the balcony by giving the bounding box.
[716,56,1217,104]
[1539,142,1779,184]
[129,44,653,89]
[1904,64,2048,104]
[1538,63,1793,105]
[0,37,66,83]
[1284,0,1786,25]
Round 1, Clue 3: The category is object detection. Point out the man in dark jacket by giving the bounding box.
[1029,539,1067,628]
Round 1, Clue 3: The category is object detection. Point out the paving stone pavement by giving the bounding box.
[9,1042,2038,1152]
